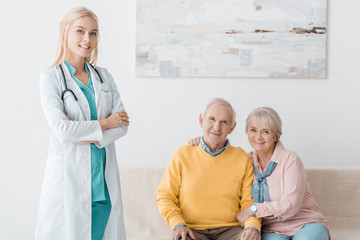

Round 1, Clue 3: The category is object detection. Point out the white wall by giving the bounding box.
[0,0,359,239]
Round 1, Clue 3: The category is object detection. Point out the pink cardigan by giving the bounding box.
[250,141,329,238]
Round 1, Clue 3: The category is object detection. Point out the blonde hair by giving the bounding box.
[203,98,236,127]
[50,7,99,68]
[246,107,282,141]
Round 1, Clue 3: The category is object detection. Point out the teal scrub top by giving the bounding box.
[64,61,110,202]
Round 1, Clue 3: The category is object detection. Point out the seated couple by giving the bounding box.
[156,98,329,240]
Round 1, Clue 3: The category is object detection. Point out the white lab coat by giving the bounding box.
[35,62,127,240]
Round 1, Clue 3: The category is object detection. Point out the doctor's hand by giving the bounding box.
[99,111,129,131]
[188,136,201,146]
[172,225,196,240]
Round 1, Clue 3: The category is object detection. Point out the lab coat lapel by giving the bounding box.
[60,62,90,120]
[87,62,102,110]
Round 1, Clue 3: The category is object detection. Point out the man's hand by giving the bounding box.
[172,225,196,240]
[237,206,253,227]
[241,227,261,240]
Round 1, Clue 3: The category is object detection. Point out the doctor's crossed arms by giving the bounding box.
[98,110,129,131]
[65,110,129,131]
[69,110,129,145]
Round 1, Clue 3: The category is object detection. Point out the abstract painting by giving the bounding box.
[136,0,327,78]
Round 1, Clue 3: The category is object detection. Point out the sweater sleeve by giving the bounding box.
[241,156,262,232]
[256,152,307,221]
[156,152,185,229]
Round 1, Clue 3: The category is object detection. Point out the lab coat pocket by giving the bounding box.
[98,89,113,117]
[63,94,83,121]
[42,164,64,198]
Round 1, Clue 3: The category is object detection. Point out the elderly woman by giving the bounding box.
[236,107,329,240]
[189,107,329,240]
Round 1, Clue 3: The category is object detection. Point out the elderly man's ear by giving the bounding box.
[229,121,237,133]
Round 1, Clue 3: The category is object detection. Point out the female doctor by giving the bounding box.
[36,7,129,240]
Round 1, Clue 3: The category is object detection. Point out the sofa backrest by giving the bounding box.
[120,169,170,240]
[306,169,360,230]
[119,168,360,240]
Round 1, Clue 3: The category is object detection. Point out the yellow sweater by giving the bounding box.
[156,144,261,231]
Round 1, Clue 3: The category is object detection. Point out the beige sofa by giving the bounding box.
[119,169,360,240]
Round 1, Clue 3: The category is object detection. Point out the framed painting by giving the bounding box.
[136,0,327,78]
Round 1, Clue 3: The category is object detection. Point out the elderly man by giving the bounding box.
[156,98,261,240]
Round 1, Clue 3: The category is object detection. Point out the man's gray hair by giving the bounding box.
[203,98,236,126]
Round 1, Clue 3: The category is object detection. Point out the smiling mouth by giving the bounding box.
[80,45,90,49]
[210,132,221,136]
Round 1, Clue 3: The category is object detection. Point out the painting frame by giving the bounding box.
[136,0,327,78]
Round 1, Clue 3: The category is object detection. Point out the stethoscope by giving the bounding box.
[59,63,104,101]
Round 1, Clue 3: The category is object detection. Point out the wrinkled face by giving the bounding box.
[66,16,98,60]
[247,122,277,154]
[200,104,236,148]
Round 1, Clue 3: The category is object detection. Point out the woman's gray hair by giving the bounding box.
[203,98,236,126]
[246,107,282,140]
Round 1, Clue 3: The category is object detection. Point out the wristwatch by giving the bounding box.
[250,203,257,216]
